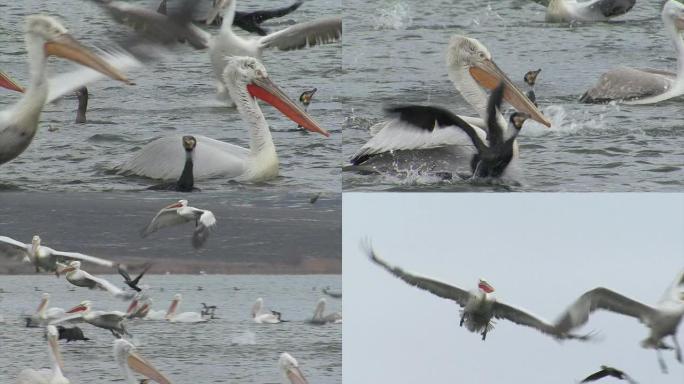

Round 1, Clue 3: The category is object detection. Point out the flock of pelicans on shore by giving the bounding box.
[362,240,684,383]
[0,222,342,383]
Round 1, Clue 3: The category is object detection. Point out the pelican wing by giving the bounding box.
[47,49,141,104]
[0,236,30,256]
[140,208,190,237]
[660,269,684,304]
[191,209,216,248]
[258,17,342,51]
[49,312,85,325]
[580,67,674,104]
[16,369,53,384]
[350,107,485,165]
[50,249,115,268]
[491,301,562,338]
[555,287,656,333]
[81,270,131,299]
[363,242,471,306]
[117,135,249,180]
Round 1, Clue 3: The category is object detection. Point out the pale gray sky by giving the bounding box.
[343,193,684,383]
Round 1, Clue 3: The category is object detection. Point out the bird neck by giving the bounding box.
[176,150,194,191]
[220,0,237,32]
[666,25,684,80]
[15,35,49,129]
[47,341,65,381]
[76,89,88,123]
[313,301,325,319]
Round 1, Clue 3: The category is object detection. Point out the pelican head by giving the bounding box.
[510,112,530,131]
[279,353,308,384]
[446,35,551,127]
[664,0,684,31]
[182,136,197,152]
[66,300,91,314]
[46,325,65,370]
[25,15,131,84]
[165,294,182,319]
[113,339,172,384]
[165,199,188,210]
[61,260,81,274]
[478,278,495,293]
[31,235,41,247]
[222,56,330,137]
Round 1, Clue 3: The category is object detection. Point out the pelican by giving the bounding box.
[125,293,152,319]
[113,339,173,384]
[140,199,216,249]
[0,70,24,92]
[322,286,342,299]
[25,293,73,327]
[532,0,636,22]
[16,325,68,384]
[117,57,329,183]
[349,35,550,177]
[580,366,638,384]
[0,15,132,166]
[252,298,282,324]
[364,241,591,341]
[60,261,134,300]
[309,298,342,325]
[0,235,116,273]
[279,353,308,384]
[206,0,341,104]
[165,294,208,323]
[581,1,684,104]
[52,300,130,337]
[554,269,684,373]
[147,136,198,192]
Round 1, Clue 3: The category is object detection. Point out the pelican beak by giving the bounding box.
[287,366,309,384]
[469,59,551,127]
[0,71,24,93]
[248,77,330,137]
[48,333,64,370]
[128,351,173,384]
[44,34,132,85]
[126,299,139,315]
[66,304,87,313]
[60,266,76,274]
[164,201,184,209]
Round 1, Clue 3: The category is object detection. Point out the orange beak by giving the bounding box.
[0,71,24,93]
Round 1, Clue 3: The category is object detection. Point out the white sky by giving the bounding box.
[343,193,684,383]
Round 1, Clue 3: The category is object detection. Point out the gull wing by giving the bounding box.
[555,287,657,333]
[362,240,471,307]
[258,17,342,51]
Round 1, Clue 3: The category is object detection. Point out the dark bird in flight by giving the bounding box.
[118,263,151,292]
[580,366,637,384]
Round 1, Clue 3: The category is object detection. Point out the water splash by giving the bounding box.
[372,2,413,30]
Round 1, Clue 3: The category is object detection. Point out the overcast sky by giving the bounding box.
[343,193,684,383]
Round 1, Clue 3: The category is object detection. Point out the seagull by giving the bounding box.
[118,263,151,292]
[580,365,638,384]
[59,261,135,300]
[140,199,217,248]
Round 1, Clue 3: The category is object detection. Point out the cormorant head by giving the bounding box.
[523,69,541,87]
[182,135,197,152]
[509,112,530,130]
[299,88,317,107]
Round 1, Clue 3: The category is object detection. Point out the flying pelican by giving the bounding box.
[117,57,329,183]
[140,199,216,249]
[60,261,135,300]
[364,241,591,341]
[580,365,638,383]
[165,293,208,323]
[53,300,131,337]
[16,325,68,384]
[147,136,198,192]
[581,1,684,104]
[279,353,308,384]
[532,0,636,22]
[113,339,173,384]
[349,35,550,176]
[309,298,342,325]
[0,70,24,92]
[0,15,132,166]
[385,82,531,180]
[24,293,75,327]
[554,269,684,373]
[0,235,116,273]
[252,298,282,324]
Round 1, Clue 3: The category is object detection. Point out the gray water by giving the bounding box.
[342,0,684,191]
[0,0,341,194]
[0,274,342,383]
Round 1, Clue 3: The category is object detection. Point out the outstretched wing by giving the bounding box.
[50,249,115,268]
[492,301,564,339]
[580,369,610,383]
[258,17,342,51]
[82,270,133,300]
[0,236,30,259]
[191,209,217,248]
[141,208,190,237]
[362,240,471,307]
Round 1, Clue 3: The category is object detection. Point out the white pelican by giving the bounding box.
[581,1,684,104]
[554,269,684,373]
[279,352,308,384]
[60,261,134,300]
[117,56,329,183]
[125,293,152,319]
[16,325,68,384]
[0,235,116,273]
[535,0,636,23]
[113,339,173,384]
[309,298,341,325]
[251,297,282,324]
[53,300,130,337]
[349,35,550,177]
[165,294,208,323]
[364,241,591,341]
[0,15,132,165]
[140,199,217,249]
[205,0,341,104]
[25,293,72,327]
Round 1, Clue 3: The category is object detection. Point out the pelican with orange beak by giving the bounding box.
[350,35,551,177]
[16,325,69,384]
[114,339,173,384]
[279,353,309,384]
[0,15,132,166]
[117,56,329,182]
